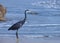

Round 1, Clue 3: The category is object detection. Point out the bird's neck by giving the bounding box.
[24,10,27,20]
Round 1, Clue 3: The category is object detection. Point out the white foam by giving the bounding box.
[25,24,60,27]
[0,24,60,29]
[31,1,60,8]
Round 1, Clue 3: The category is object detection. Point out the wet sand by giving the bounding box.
[0,35,60,43]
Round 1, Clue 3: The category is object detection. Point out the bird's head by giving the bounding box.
[25,9,30,13]
[25,9,38,15]
[25,9,36,14]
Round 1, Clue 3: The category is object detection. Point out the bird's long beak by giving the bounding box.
[27,10,38,15]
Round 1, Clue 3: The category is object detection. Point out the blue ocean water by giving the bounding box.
[0,0,60,38]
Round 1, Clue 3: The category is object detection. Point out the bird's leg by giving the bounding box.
[16,30,18,39]
[16,30,19,43]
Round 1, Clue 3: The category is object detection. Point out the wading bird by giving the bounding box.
[8,9,32,39]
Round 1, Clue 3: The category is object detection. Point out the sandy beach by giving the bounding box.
[0,35,60,43]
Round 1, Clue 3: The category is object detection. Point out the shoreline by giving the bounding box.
[0,35,60,43]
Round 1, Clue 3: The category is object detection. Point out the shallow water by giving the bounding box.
[0,0,60,38]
